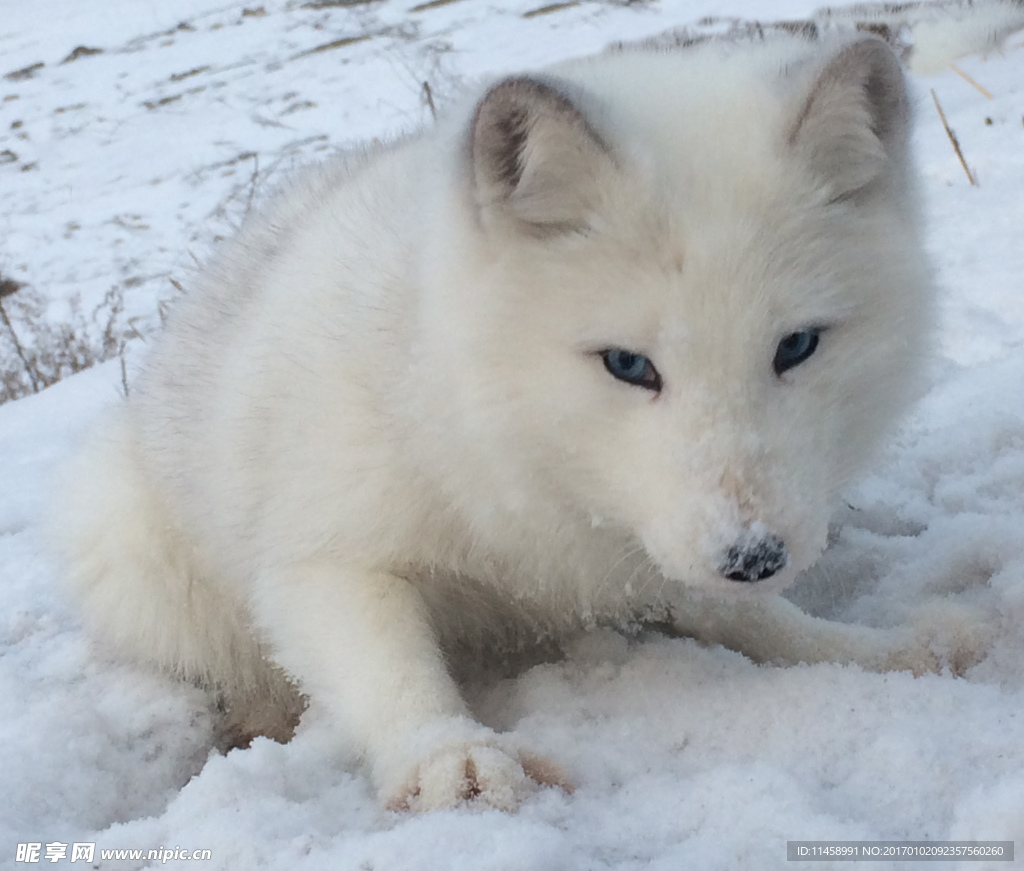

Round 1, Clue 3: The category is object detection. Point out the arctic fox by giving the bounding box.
[58,35,940,811]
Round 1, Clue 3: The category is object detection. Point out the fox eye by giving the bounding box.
[773,330,820,376]
[601,349,662,392]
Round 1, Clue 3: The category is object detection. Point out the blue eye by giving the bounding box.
[601,349,662,391]
[773,330,820,376]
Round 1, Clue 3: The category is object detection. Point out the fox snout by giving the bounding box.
[716,529,789,583]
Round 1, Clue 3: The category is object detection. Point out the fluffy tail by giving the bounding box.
[51,408,303,744]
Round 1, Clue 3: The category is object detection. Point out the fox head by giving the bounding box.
[420,37,933,593]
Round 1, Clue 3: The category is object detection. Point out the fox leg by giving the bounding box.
[671,593,987,676]
[251,561,568,811]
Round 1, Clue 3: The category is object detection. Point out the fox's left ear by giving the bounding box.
[790,38,909,200]
[470,76,614,233]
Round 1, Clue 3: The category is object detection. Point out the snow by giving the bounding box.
[2,0,1023,868]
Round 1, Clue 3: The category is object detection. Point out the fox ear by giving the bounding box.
[790,38,909,200]
[470,76,612,232]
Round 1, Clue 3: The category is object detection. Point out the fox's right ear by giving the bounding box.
[470,76,613,234]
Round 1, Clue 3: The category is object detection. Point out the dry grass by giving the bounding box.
[949,64,993,100]
[0,272,127,405]
[931,88,977,187]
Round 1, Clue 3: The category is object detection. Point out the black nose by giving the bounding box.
[719,533,788,582]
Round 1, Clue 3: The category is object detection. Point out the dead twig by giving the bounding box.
[246,152,260,216]
[0,277,41,394]
[950,64,993,100]
[421,81,436,121]
[120,348,130,398]
[931,89,977,187]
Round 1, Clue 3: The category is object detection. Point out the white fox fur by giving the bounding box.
[56,35,953,811]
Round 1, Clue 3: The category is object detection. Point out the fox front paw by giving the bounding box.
[885,600,993,677]
[386,741,571,813]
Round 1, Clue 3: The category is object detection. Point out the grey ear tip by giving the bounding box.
[470,76,559,154]
[483,75,556,97]
[474,76,569,119]
[840,35,907,84]
[475,77,531,113]
[845,33,899,57]
[833,34,910,124]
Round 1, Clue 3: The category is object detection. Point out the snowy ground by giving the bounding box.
[2,0,1024,868]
